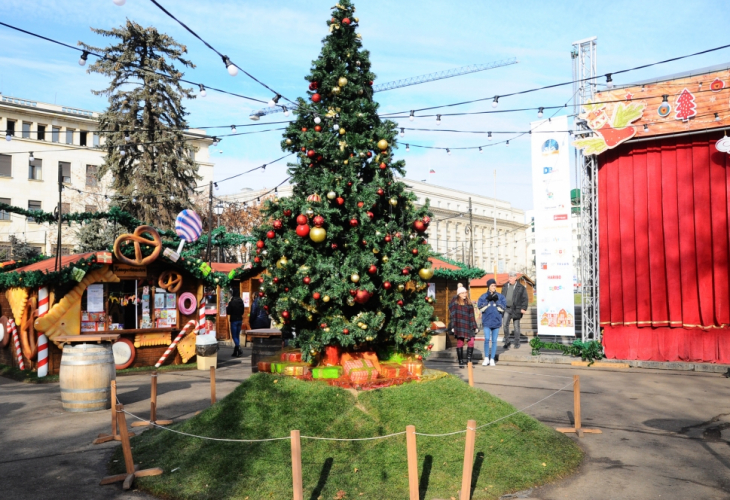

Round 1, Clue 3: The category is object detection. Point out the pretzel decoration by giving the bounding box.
[158,270,183,293]
[19,296,38,360]
[113,225,163,266]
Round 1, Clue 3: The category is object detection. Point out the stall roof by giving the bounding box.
[210,263,241,274]
[471,273,535,287]
[428,257,461,271]
[10,253,96,274]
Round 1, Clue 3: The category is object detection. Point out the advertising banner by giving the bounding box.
[531,115,575,336]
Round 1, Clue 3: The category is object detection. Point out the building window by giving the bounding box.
[80,131,88,147]
[29,158,42,180]
[22,122,31,139]
[61,202,70,215]
[532,249,535,255]
[27,200,41,222]
[52,127,60,143]
[85,204,96,213]
[0,197,10,220]
[51,245,72,257]
[60,162,71,184]
[65,129,74,145]
[6,120,16,137]
[85,165,98,186]
[93,133,99,147]
[37,125,46,141]
[0,154,11,177]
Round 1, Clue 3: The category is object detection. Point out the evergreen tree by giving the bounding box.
[1,235,42,261]
[81,21,200,228]
[73,219,118,253]
[253,0,435,361]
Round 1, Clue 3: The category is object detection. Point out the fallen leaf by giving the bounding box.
[542,462,547,466]
[335,490,347,499]
[353,468,359,473]
[274,379,279,384]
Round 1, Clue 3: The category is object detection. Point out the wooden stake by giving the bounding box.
[406,425,419,500]
[100,404,163,489]
[467,361,474,387]
[210,366,216,405]
[93,381,136,444]
[131,371,172,427]
[556,375,602,436]
[291,430,303,500]
[459,420,476,500]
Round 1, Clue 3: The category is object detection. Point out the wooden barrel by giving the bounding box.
[251,336,281,373]
[59,343,116,412]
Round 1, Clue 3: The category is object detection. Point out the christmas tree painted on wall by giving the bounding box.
[675,88,697,122]
[253,0,435,362]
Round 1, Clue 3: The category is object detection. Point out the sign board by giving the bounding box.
[87,284,105,313]
[531,115,576,336]
[112,264,147,279]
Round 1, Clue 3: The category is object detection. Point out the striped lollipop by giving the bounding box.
[175,210,203,253]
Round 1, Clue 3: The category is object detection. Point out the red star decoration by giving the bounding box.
[625,92,633,101]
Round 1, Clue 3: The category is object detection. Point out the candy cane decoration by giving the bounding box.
[155,319,197,368]
[197,298,206,336]
[10,319,24,370]
[36,287,49,378]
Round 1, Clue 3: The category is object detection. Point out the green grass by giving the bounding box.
[0,362,198,384]
[115,374,582,499]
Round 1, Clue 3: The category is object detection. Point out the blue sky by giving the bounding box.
[1,0,728,211]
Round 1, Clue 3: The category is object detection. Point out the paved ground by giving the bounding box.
[1,346,729,499]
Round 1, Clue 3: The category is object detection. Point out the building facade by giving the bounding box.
[223,178,531,274]
[0,94,214,257]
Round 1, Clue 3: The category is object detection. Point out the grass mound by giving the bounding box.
[115,374,581,499]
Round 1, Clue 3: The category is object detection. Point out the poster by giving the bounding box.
[154,293,165,309]
[166,293,177,309]
[242,292,250,308]
[87,284,105,313]
[531,115,576,336]
[427,283,436,299]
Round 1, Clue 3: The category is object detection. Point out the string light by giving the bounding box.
[5,132,11,142]
[231,125,237,133]
[405,144,410,152]
[506,140,510,147]
[400,128,405,137]
[113,0,126,5]
[223,56,238,76]
[132,197,137,203]
[492,96,499,108]
[268,94,281,108]
[212,137,220,146]
[198,84,207,97]
[488,132,493,140]
[446,148,451,155]
[119,147,126,157]
[537,107,544,118]
[29,152,34,162]
[643,124,649,132]
[409,110,415,121]
[478,147,483,153]
[214,182,219,190]
[641,84,646,92]
[124,133,131,142]
[715,113,721,122]
[606,74,613,89]
[333,123,340,131]
[78,51,88,66]
[283,106,290,117]
[436,114,442,126]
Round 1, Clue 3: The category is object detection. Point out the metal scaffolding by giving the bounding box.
[572,37,601,343]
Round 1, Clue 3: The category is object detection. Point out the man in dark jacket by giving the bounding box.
[226,289,245,357]
[249,295,271,330]
[502,271,529,349]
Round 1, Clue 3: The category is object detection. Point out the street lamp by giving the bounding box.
[214,203,225,262]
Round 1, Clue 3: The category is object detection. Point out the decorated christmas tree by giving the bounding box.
[253,0,435,362]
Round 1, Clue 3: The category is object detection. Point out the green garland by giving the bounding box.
[431,254,486,281]
[0,255,48,272]
[0,255,103,290]
[529,338,605,366]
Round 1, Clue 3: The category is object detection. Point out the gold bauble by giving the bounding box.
[338,77,348,87]
[307,314,313,321]
[336,107,341,112]
[389,197,398,206]
[351,273,360,283]
[372,248,379,254]
[276,256,289,269]
[324,327,330,332]
[365,336,373,341]
[285,138,292,145]
[418,268,434,280]
[398,284,405,291]
[347,297,355,306]
[377,139,389,150]
[357,89,363,95]
[332,86,341,95]
[306,208,314,217]
[354,17,359,22]
[382,256,389,263]
[360,324,368,330]
[323,295,331,302]
[343,160,348,165]
[309,226,327,243]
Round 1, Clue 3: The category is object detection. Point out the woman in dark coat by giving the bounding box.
[448,283,479,368]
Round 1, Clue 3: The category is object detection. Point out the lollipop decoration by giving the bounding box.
[168,209,203,262]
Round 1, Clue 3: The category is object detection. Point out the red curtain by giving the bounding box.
[599,132,730,363]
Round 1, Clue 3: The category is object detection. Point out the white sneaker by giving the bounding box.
[489,359,495,366]
[482,358,489,366]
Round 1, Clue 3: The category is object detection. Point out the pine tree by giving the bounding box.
[73,219,118,253]
[81,21,200,228]
[253,0,435,361]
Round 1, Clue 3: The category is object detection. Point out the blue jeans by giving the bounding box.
[484,327,500,360]
[230,320,242,348]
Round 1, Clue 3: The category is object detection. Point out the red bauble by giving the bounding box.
[342,17,351,25]
[354,289,372,304]
[357,201,364,208]
[384,235,392,242]
[316,155,323,162]
[361,240,367,245]
[256,240,265,248]
[259,278,265,283]
[379,162,387,170]
[396,232,403,239]
[402,268,410,275]
[256,249,261,254]
[366,152,372,158]
[412,248,419,255]
[282,310,290,319]
[349,289,357,296]
[349,218,358,227]
[331,243,338,249]
[397,300,404,306]
[413,220,426,232]
[254,256,261,263]
[296,214,308,225]
[313,292,321,300]
[285,287,289,292]
[296,224,311,237]
[273,277,279,283]
[425,297,430,302]
[307,149,316,158]
[422,215,431,224]
[377,188,384,196]
[303,276,311,285]
[283,209,292,216]
[366,211,374,220]
[301,147,306,152]
[311,93,321,102]
[309,81,319,90]
[314,125,322,132]
[383,281,392,290]
[320,323,327,328]
[313,215,325,227]
[301,128,307,132]
[273,220,283,230]
[368,265,377,274]
[336,197,345,206]
[258,291,265,297]
[263,305,269,311]
[347,181,353,186]
[343,328,349,335]
[369,81,374,86]
[266,230,275,239]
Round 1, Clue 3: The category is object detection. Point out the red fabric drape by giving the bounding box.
[599,133,730,363]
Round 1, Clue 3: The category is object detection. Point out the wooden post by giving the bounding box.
[459,420,476,500]
[556,374,601,436]
[118,405,135,476]
[467,361,474,387]
[111,380,117,435]
[406,425,419,500]
[210,366,216,405]
[291,430,303,500]
[150,371,158,423]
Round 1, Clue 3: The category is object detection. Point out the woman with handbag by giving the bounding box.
[448,284,479,368]
[477,278,506,366]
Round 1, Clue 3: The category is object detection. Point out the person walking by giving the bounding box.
[477,278,506,366]
[226,289,245,358]
[502,271,529,349]
[448,283,479,368]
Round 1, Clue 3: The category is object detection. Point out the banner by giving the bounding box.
[531,115,575,336]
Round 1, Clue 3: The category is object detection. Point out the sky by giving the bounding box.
[1,0,729,211]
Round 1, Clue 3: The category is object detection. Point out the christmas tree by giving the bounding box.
[81,21,200,228]
[253,0,435,361]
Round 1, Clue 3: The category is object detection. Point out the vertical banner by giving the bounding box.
[531,116,575,336]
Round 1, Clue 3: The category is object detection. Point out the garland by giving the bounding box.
[431,254,486,281]
[0,255,102,290]
[529,338,605,366]
[0,255,48,272]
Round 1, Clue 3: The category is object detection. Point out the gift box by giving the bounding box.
[402,360,423,377]
[271,362,284,374]
[341,351,381,372]
[81,322,97,332]
[282,363,310,377]
[343,359,378,383]
[378,362,404,379]
[312,366,343,379]
[280,350,302,362]
[95,251,113,264]
[257,361,273,373]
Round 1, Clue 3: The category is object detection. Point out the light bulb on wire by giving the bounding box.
[268,94,281,108]
[223,56,238,76]
[212,137,219,146]
[715,113,721,122]
[5,133,11,142]
[606,74,613,89]
[506,140,510,147]
[537,107,544,118]
[436,115,442,126]
[478,147,483,153]
[231,125,237,134]
[409,110,415,122]
[406,144,410,152]
[492,96,499,108]
[400,128,405,137]
[78,51,88,66]
[283,106,290,117]
[124,133,131,142]
[29,152,34,162]
[446,148,451,155]
[119,147,126,157]
[488,132,493,140]
[113,0,126,5]
[198,85,207,98]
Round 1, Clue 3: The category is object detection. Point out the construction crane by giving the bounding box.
[249,57,517,120]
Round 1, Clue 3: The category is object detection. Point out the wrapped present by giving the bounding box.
[96,251,113,264]
[282,363,310,377]
[280,350,302,362]
[343,359,378,383]
[257,361,273,373]
[341,351,381,372]
[323,345,341,366]
[199,262,212,276]
[378,362,404,379]
[271,362,284,374]
[403,360,423,377]
[312,366,343,379]
[71,267,86,282]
